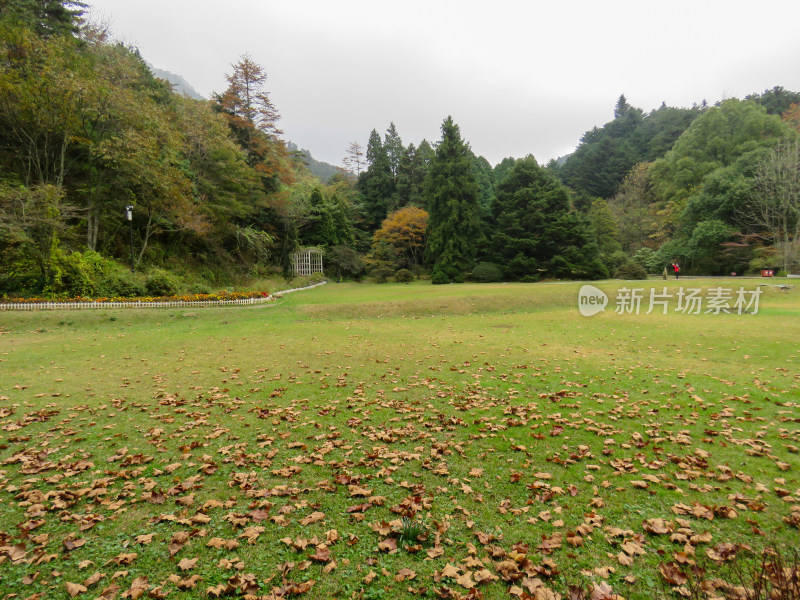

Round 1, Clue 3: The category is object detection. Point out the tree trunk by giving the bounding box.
[86,201,98,251]
[136,207,154,267]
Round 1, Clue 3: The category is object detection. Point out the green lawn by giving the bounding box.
[0,280,798,599]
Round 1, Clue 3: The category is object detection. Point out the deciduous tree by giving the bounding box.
[342,141,365,177]
[373,206,428,269]
[217,54,290,191]
[740,140,800,273]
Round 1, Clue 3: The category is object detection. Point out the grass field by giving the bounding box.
[0,280,799,600]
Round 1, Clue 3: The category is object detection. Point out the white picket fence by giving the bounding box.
[0,296,273,311]
[0,281,327,311]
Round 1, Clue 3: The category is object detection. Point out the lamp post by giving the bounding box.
[125,205,134,274]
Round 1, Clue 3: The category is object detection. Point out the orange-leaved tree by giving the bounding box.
[216,54,292,192]
[372,205,428,269]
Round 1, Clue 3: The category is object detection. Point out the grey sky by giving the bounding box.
[87,0,800,168]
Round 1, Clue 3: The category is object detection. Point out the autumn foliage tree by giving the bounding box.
[372,205,428,269]
[216,54,291,192]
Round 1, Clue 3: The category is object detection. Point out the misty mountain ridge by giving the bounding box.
[147,68,339,182]
[147,64,205,100]
[287,142,340,182]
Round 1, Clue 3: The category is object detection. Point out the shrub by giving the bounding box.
[43,250,102,297]
[613,262,648,280]
[431,262,464,284]
[0,257,41,297]
[145,268,181,296]
[608,250,629,272]
[632,247,657,272]
[187,281,213,295]
[97,268,147,297]
[470,262,503,283]
[394,269,414,283]
[371,266,394,284]
[325,246,365,280]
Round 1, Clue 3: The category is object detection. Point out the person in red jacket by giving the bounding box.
[671,262,680,279]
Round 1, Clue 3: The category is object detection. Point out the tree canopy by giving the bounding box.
[424,117,483,283]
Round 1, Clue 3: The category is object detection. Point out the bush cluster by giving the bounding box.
[0,251,195,300]
[613,262,648,280]
[470,262,503,283]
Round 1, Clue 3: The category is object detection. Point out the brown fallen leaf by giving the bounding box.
[440,563,461,579]
[308,545,331,562]
[63,537,86,552]
[395,568,416,582]
[455,571,475,589]
[169,574,203,589]
[427,545,444,559]
[177,557,198,571]
[83,571,105,587]
[299,511,325,526]
[643,518,674,534]
[65,582,88,598]
[122,576,149,599]
[98,583,121,599]
[473,569,497,584]
[133,534,154,545]
[113,552,137,565]
[659,562,688,586]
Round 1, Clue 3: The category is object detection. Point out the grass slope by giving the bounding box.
[0,280,798,600]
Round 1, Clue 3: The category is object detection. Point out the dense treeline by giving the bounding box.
[2,1,799,297]
[0,2,359,296]
[550,90,800,276]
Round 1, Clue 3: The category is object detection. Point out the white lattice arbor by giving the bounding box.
[291,247,323,276]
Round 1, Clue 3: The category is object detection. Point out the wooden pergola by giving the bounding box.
[291,247,323,277]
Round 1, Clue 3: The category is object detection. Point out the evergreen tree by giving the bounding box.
[302,187,336,247]
[746,86,800,116]
[558,96,698,200]
[409,140,434,207]
[393,140,434,210]
[357,129,393,230]
[424,116,482,283]
[215,55,290,193]
[328,193,355,247]
[487,156,602,280]
[0,0,86,37]
[384,122,403,177]
[394,143,414,209]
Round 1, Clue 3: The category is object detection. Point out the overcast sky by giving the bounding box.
[87,0,800,168]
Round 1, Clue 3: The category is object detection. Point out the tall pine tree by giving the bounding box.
[424,117,482,283]
[357,129,393,230]
[487,156,603,280]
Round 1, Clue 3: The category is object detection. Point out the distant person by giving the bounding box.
[671,262,680,279]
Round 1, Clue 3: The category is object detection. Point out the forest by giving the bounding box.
[2,1,800,298]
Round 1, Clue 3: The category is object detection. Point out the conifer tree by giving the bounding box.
[357,129,393,230]
[302,188,336,247]
[487,156,602,280]
[424,116,482,283]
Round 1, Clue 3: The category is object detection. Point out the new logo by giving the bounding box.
[578,285,608,316]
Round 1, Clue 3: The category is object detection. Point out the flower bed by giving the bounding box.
[0,290,272,310]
